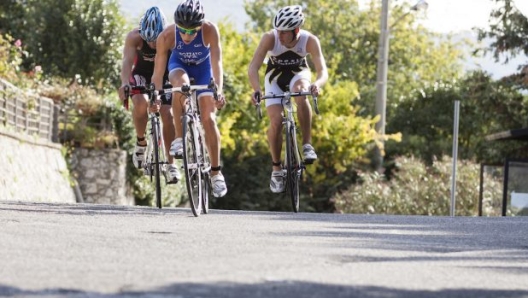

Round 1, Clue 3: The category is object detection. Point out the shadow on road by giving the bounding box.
[1,282,528,298]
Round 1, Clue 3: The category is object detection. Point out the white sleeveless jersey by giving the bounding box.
[267,29,310,66]
[265,29,311,93]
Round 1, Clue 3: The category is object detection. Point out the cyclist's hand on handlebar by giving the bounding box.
[215,93,226,110]
[118,84,129,102]
[309,84,321,97]
[251,90,261,105]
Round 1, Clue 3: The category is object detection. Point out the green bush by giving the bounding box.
[334,156,503,216]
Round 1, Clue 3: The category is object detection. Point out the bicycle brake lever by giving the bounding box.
[256,104,262,120]
[254,91,262,120]
[208,78,219,101]
[313,96,320,115]
[123,85,130,110]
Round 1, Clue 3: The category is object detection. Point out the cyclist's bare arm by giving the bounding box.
[248,31,274,104]
[306,34,328,96]
[203,21,223,95]
[202,21,225,109]
[119,30,140,101]
[152,25,175,91]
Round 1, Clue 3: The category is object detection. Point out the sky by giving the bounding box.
[120,0,528,78]
[417,0,528,77]
[404,0,528,33]
[121,0,528,34]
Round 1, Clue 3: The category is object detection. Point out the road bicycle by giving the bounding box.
[124,83,170,209]
[158,78,218,217]
[255,91,319,212]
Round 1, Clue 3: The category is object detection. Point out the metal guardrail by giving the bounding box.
[0,78,56,141]
[1,78,116,147]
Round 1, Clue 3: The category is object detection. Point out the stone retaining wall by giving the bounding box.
[0,129,76,203]
[1,128,133,205]
[71,148,134,205]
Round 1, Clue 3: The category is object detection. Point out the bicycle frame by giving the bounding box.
[159,78,217,216]
[124,84,169,209]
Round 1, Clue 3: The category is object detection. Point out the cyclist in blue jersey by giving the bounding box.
[118,6,181,184]
[152,0,228,198]
[248,5,328,193]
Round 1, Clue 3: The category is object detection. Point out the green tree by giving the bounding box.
[389,70,528,166]
[476,0,528,88]
[0,0,126,91]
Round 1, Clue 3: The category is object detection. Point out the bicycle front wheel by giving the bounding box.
[285,123,301,212]
[152,118,162,209]
[182,116,202,217]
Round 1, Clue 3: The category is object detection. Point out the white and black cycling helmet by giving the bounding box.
[174,0,205,28]
[139,6,167,42]
[273,5,305,31]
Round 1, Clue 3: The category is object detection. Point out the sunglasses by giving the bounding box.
[177,25,200,35]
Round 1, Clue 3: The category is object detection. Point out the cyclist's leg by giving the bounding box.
[264,74,286,193]
[290,71,313,146]
[199,95,227,197]
[266,104,283,172]
[264,72,286,172]
[159,98,175,164]
[198,93,221,168]
[129,75,149,169]
[131,93,149,142]
[290,71,317,162]
[130,74,149,143]
[168,71,190,138]
[189,63,227,197]
[168,67,191,157]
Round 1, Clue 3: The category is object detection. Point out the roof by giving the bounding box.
[486,128,528,141]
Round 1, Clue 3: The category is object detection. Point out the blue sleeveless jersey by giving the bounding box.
[171,29,210,66]
[168,27,213,94]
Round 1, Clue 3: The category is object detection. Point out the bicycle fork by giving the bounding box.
[284,119,305,177]
[184,114,204,172]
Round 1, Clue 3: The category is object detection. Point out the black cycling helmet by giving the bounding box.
[174,0,205,28]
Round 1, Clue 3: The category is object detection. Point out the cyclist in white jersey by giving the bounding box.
[152,0,227,198]
[248,5,328,193]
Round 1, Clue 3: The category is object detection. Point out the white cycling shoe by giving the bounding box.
[170,138,183,159]
[211,173,228,198]
[166,164,181,184]
[303,144,318,164]
[133,143,147,169]
[270,170,286,193]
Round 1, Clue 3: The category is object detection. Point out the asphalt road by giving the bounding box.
[1,201,527,298]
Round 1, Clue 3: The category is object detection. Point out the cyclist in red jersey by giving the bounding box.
[118,6,180,183]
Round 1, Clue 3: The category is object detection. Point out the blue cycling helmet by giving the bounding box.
[139,6,167,42]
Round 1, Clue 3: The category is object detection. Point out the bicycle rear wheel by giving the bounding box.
[152,118,162,209]
[202,172,210,214]
[201,144,211,214]
[285,123,301,212]
[182,116,202,217]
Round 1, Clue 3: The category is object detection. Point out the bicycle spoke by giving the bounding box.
[182,117,202,217]
[286,124,300,212]
[152,118,162,209]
